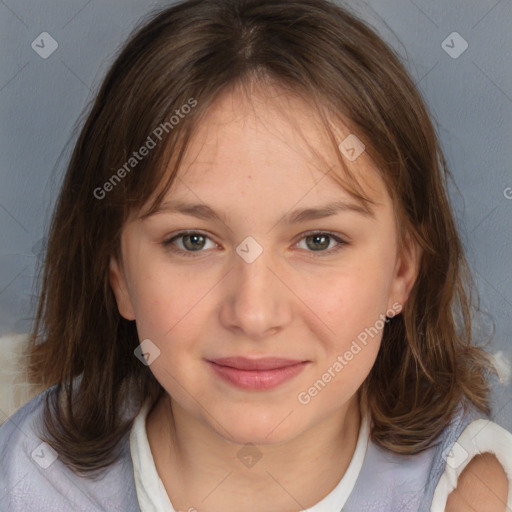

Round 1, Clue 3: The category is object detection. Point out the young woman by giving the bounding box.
[1,1,511,510]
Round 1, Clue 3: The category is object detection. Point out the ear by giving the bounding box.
[109,256,136,320]
[387,231,422,312]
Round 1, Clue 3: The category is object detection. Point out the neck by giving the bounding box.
[146,392,362,512]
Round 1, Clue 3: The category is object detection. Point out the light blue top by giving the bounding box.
[1,384,511,511]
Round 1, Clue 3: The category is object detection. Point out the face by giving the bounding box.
[110,85,420,445]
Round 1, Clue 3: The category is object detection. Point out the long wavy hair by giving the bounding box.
[24,0,497,475]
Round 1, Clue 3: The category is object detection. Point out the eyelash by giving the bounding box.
[162,230,347,258]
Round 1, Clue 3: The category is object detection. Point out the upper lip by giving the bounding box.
[208,357,306,371]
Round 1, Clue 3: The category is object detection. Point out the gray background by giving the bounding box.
[1,0,511,428]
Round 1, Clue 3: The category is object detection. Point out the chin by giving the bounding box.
[209,406,305,446]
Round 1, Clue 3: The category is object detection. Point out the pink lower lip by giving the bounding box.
[207,361,308,390]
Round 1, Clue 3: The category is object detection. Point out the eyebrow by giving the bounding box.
[143,199,375,223]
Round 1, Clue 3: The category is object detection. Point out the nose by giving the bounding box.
[219,243,293,340]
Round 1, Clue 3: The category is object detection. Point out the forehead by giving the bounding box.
[157,84,391,215]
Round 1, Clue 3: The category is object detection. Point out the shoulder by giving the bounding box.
[431,418,512,512]
[0,384,52,466]
[0,386,55,511]
[0,385,140,512]
[445,452,509,512]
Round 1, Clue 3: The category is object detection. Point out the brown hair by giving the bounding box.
[25,0,497,475]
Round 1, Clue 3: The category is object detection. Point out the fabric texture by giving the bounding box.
[341,399,490,512]
[1,383,511,511]
[0,385,141,512]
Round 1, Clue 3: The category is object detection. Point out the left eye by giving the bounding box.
[162,231,346,257]
[296,232,345,254]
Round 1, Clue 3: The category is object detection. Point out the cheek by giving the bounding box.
[314,275,385,397]
[322,265,390,327]
[128,261,215,346]
[126,261,181,339]
[313,263,390,372]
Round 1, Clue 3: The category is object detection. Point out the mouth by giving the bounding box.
[207,357,309,390]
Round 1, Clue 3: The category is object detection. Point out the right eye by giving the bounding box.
[162,231,219,257]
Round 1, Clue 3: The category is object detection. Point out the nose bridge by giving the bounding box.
[236,244,273,294]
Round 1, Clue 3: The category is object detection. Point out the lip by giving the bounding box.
[207,357,309,390]
[209,357,305,370]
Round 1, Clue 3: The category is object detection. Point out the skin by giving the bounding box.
[109,83,421,512]
[446,453,509,512]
